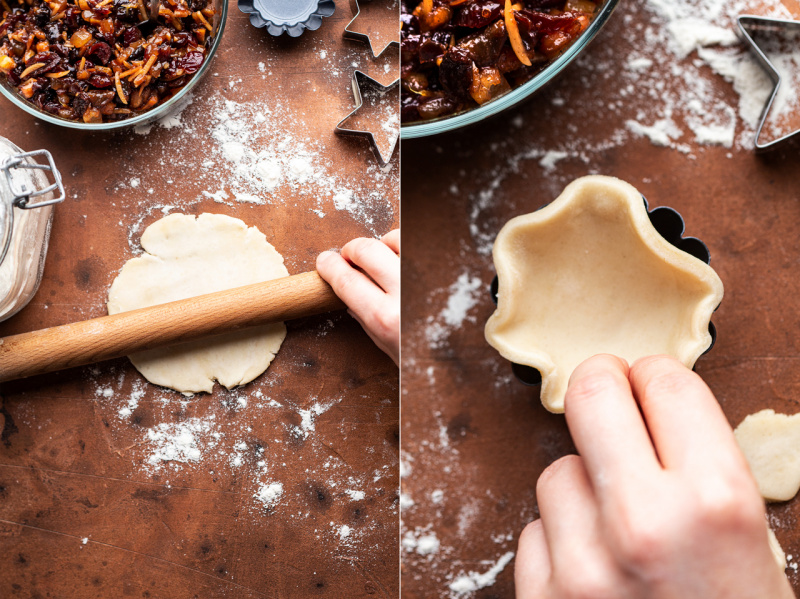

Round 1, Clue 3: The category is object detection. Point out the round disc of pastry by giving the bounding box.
[108,213,289,394]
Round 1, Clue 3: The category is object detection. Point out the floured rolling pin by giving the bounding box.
[0,271,345,383]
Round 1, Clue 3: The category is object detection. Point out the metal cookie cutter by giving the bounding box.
[344,0,400,58]
[1,149,65,266]
[737,15,800,152]
[335,70,400,167]
[238,0,335,36]
[489,198,718,387]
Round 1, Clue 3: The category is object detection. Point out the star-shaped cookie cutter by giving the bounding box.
[343,0,400,58]
[335,70,399,167]
[737,15,800,152]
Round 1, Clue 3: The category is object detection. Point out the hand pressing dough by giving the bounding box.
[108,213,289,394]
[734,409,800,502]
[485,175,724,413]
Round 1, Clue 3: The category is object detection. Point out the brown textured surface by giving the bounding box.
[401,1,800,597]
[0,0,399,597]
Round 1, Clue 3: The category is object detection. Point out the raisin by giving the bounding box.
[122,27,143,45]
[439,46,474,100]
[180,51,204,74]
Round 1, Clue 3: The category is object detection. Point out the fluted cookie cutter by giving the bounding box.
[335,70,400,167]
[737,15,800,152]
[489,198,719,386]
[238,0,335,36]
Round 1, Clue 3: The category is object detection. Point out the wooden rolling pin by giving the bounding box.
[0,271,345,383]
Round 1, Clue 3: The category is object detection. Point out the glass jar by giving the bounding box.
[0,138,65,323]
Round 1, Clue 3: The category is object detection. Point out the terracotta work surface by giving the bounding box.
[0,1,399,597]
[401,0,800,597]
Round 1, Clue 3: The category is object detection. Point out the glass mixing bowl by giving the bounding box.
[401,0,620,139]
[0,0,227,131]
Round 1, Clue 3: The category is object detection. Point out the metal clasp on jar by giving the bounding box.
[0,149,65,266]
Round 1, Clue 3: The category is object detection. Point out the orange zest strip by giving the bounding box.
[19,61,45,79]
[504,0,531,66]
[115,70,128,104]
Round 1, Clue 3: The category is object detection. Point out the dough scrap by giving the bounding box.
[485,175,724,413]
[108,213,289,394]
[734,409,800,502]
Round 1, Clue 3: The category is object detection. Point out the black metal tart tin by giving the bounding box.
[489,197,719,387]
[238,0,335,36]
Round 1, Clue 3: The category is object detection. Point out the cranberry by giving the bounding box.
[88,73,113,88]
[86,42,112,65]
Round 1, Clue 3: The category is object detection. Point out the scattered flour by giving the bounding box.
[448,551,515,597]
[117,382,145,418]
[122,89,396,235]
[145,417,217,469]
[254,482,284,509]
[294,400,340,440]
[425,272,484,349]
[402,529,441,556]
[416,534,440,556]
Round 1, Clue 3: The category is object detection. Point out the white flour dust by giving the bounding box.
[254,482,284,509]
[117,89,397,237]
[145,417,219,469]
[448,551,516,597]
[425,272,484,349]
[83,351,390,556]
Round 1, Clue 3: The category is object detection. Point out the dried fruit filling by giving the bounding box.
[0,0,215,123]
[401,0,600,123]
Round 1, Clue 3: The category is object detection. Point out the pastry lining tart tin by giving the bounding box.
[485,175,724,413]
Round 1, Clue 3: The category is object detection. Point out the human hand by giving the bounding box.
[517,354,794,599]
[316,230,399,366]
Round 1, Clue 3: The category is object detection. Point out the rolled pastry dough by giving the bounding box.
[108,213,289,394]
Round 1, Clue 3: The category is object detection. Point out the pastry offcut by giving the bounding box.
[485,175,724,413]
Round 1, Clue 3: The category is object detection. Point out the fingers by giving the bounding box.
[536,456,602,575]
[516,520,551,599]
[629,355,746,475]
[317,250,386,313]
[381,229,400,254]
[564,355,661,494]
[341,237,400,295]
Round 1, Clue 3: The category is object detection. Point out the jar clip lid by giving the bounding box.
[1,149,65,265]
